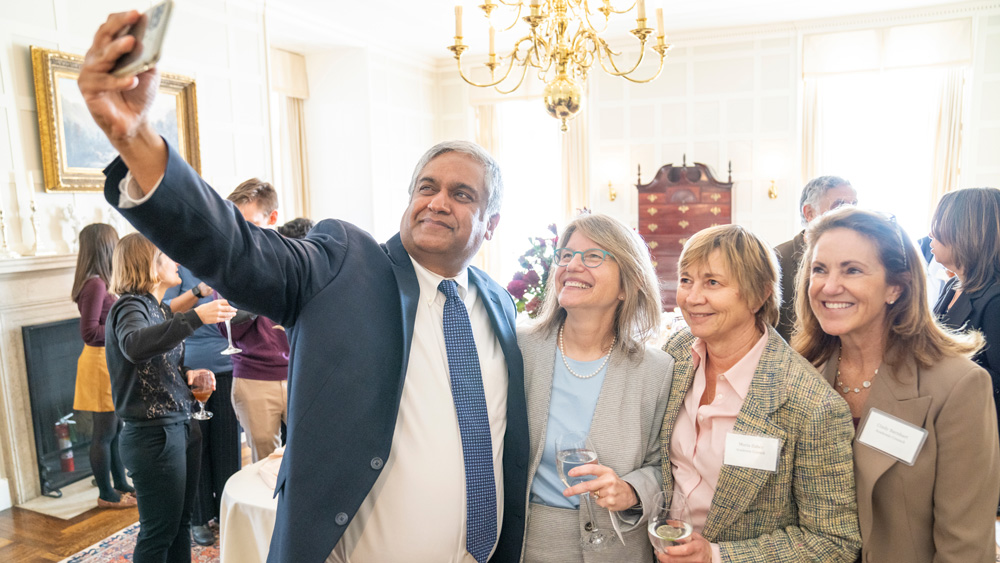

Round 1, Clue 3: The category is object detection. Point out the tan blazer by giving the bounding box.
[821,351,1000,563]
[662,327,861,563]
[518,325,674,563]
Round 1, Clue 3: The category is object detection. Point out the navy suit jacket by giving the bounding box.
[104,145,529,563]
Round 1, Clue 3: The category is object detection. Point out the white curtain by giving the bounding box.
[800,77,823,185]
[930,67,965,205]
[474,104,500,274]
[285,98,311,218]
[561,111,589,219]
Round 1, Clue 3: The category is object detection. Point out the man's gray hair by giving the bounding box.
[407,141,504,217]
[799,175,852,226]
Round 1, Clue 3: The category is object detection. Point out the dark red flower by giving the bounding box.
[523,270,540,286]
[525,296,542,316]
[507,279,528,299]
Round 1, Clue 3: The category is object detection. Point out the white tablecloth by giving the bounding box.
[220,459,279,563]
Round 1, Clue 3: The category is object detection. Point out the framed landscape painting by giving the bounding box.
[30,46,201,192]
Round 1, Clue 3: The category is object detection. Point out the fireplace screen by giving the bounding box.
[22,318,93,496]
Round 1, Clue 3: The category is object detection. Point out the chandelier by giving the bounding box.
[448,0,671,131]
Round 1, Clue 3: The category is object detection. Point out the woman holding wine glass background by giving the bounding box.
[104,233,236,563]
[656,225,860,563]
[518,213,674,562]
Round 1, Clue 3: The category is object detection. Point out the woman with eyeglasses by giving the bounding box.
[794,207,1000,563]
[519,213,673,562]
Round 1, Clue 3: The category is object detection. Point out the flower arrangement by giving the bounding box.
[507,224,560,318]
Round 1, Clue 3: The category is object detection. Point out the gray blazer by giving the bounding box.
[518,325,674,563]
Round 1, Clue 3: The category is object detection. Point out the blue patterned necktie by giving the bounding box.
[438,279,497,563]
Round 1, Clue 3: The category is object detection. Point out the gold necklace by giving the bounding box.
[835,354,877,394]
[558,324,615,380]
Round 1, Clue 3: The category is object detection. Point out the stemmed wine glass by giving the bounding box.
[221,316,242,355]
[190,372,214,420]
[555,431,612,551]
[647,490,693,555]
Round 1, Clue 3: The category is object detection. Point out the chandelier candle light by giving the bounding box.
[449,0,671,131]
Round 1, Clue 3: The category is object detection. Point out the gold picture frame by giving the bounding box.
[30,46,201,193]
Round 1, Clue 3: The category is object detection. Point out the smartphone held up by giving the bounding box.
[111,0,174,77]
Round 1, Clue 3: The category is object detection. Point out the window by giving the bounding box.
[487,100,564,285]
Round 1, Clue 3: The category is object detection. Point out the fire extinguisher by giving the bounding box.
[54,413,76,473]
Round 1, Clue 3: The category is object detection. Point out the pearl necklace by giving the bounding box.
[835,354,877,394]
[558,324,615,379]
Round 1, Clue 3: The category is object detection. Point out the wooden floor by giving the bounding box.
[0,503,138,562]
[0,445,252,562]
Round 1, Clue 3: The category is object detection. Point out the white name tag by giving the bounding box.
[856,408,928,466]
[723,433,781,472]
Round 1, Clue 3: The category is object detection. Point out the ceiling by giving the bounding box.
[265,0,973,60]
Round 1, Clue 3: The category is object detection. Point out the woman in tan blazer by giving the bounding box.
[794,207,1000,563]
[519,214,674,562]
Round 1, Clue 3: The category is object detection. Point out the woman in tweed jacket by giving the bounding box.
[520,214,674,563]
[795,208,1000,563]
[657,225,860,563]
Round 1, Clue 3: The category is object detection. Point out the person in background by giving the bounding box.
[70,223,135,509]
[106,233,235,563]
[219,179,289,462]
[658,224,860,563]
[519,214,673,562]
[277,217,314,240]
[795,207,1000,562]
[774,176,857,342]
[929,187,1000,516]
[163,267,239,546]
[916,236,948,306]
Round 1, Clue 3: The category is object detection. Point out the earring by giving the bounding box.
[888,300,896,305]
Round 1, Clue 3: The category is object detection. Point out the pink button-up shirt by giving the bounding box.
[670,333,768,562]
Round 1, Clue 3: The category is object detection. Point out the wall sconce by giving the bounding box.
[608,181,617,202]
[767,180,778,200]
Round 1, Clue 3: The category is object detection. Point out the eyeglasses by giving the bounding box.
[554,248,614,268]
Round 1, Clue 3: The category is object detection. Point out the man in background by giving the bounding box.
[220,179,289,463]
[775,176,858,341]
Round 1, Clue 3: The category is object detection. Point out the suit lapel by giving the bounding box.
[702,332,788,540]
[385,234,419,397]
[661,333,698,495]
[852,358,931,542]
[589,354,628,464]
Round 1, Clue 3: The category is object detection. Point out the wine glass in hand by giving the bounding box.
[555,431,612,551]
[221,315,242,355]
[648,490,693,555]
[189,371,214,420]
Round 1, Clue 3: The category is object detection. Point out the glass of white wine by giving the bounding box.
[648,490,693,555]
[555,431,612,552]
[221,316,242,355]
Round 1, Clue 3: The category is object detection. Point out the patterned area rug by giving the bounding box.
[59,523,219,563]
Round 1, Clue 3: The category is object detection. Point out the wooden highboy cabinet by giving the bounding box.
[636,161,733,310]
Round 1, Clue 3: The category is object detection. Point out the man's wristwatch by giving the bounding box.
[191,284,204,298]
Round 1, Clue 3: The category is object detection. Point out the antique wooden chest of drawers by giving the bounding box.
[636,162,733,310]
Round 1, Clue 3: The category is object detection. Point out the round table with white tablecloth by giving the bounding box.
[220,456,280,563]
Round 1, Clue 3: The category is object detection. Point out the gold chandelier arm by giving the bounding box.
[579,1,611,34]
[495,2,524,32]
[494,59,533,94]
[594,36,648,77]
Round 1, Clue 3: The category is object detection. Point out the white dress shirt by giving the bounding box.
[328,256,508,562]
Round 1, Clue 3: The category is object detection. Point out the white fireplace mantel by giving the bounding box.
[0,253,80,507]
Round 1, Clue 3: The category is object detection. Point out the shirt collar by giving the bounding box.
[689,332,769,400]
[410,256,470,305]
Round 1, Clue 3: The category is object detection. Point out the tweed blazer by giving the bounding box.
[661,327,861,563]
[820,350,1000,563]
[519,325,674,563]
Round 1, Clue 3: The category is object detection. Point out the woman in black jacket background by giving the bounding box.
[106,233,235,563]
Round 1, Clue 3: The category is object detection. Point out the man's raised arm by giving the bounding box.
[78,10,167,192]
